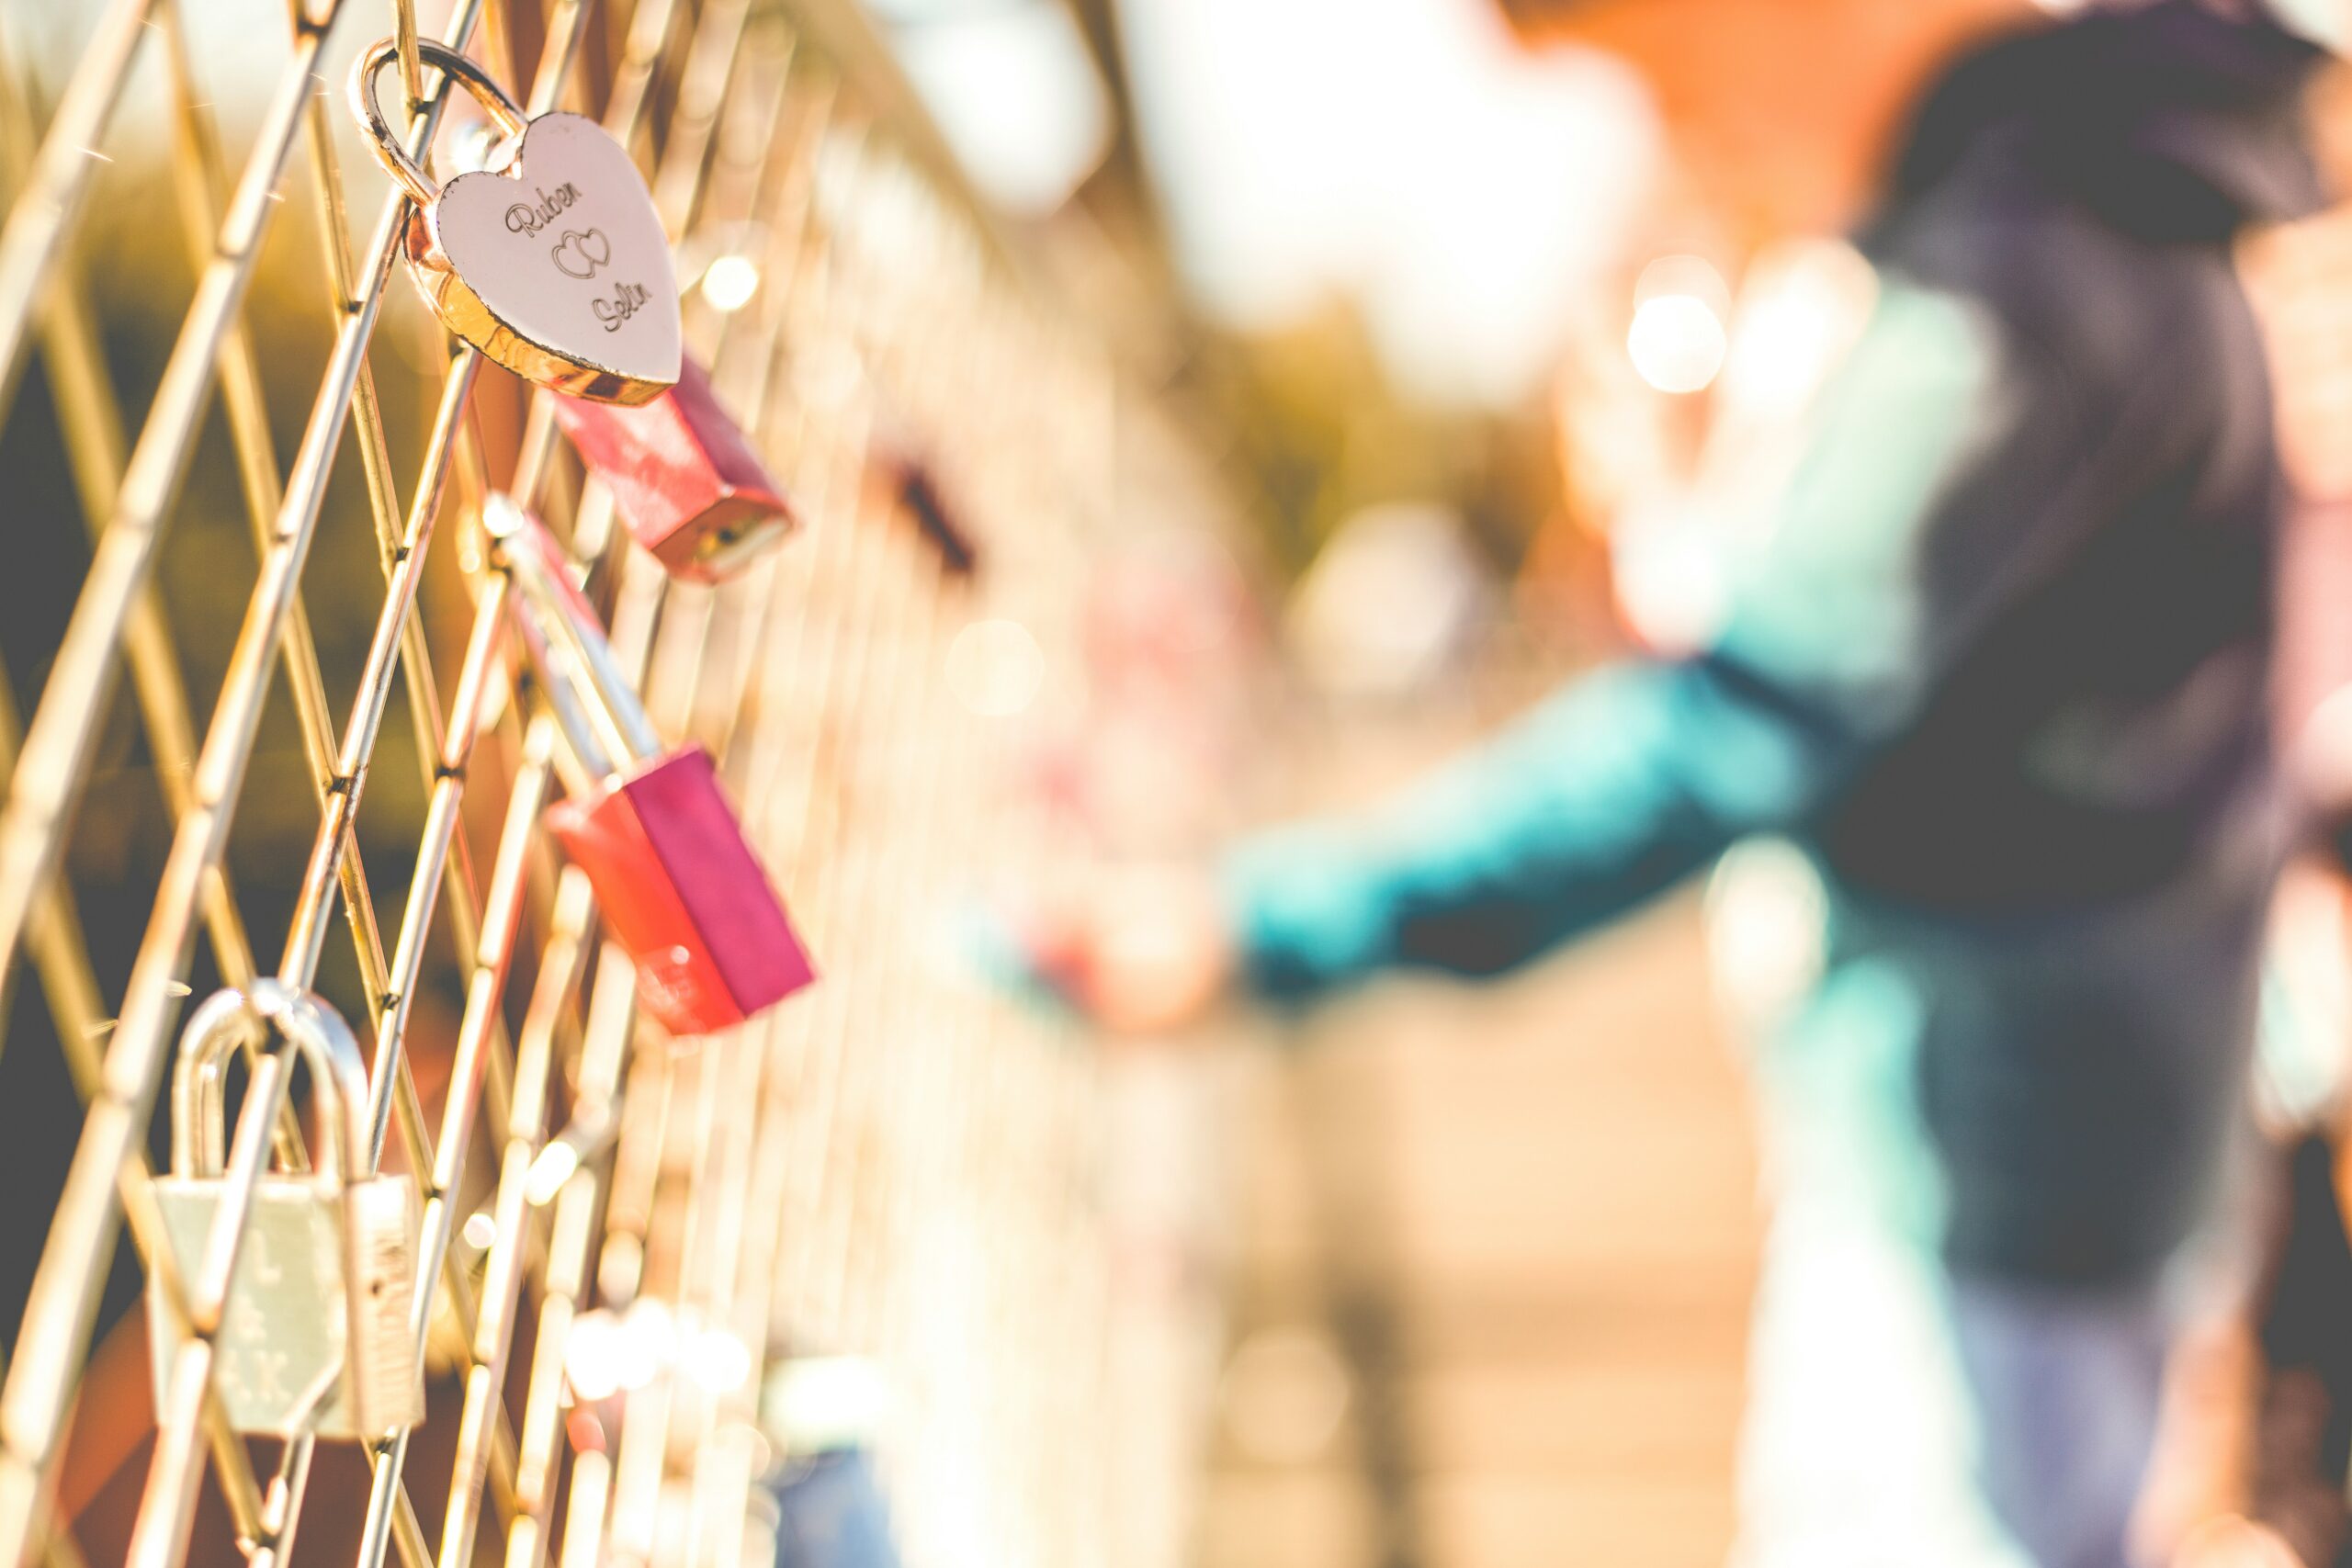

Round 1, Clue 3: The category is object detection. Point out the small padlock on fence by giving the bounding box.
[485,491,816,1035]
[350,39,682,404]
[145,981,424,1439]
[549,356,799,581]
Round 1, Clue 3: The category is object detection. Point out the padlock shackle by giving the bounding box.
[508,581,623,784]
[172,982,374,1185]
[349,37,530,210]
[483,492,664,774]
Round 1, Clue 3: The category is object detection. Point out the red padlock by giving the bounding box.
[486,493,815,1034]
[549,356,797,582]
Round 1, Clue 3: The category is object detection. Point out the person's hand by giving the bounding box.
[2172,1517,2306,1568]
[1001,863,1236,1037]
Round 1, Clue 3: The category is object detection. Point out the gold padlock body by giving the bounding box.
[144,1173,424,1439]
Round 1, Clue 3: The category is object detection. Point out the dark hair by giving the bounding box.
[1490,0,1595,28]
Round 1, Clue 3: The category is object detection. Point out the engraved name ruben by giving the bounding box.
[504,182,581,236]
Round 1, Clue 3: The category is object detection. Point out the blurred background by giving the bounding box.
[866,3,1812,1562]
[875,4,2352,1564]
[881,3,2352,1563]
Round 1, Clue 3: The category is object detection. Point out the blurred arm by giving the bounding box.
[1227,278,2064,1000]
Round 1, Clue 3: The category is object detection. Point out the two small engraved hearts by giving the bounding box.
[549,227,612,279]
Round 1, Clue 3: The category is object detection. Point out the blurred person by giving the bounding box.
[1023,2,2344,1564]
[2175,135,2352,1568]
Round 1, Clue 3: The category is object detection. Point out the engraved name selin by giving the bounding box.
[504,181,582,236]
[594,279,651,333]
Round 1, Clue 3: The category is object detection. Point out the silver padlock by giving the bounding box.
[144,982,424,1439]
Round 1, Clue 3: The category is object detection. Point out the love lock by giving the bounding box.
[145,981,424,1439]
[483,492,815,1035]
[548,356,800,582]
[349,38,681,404]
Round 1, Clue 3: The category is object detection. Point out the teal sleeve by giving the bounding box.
[1222,656,1827,998]
[1223,278,2045,1003]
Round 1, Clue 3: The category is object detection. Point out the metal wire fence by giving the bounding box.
[0,0,1227,1562]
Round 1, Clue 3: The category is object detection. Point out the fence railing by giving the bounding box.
[0,1,1224,1562]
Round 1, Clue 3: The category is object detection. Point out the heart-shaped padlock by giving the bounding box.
[351,39,681,405]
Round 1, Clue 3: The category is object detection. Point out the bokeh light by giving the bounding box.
[700,254,761,312]
[682,1325,756,1394]
[1219,1326,1352,1465]
[564,1309,627,1403]
[1626,255,1733,394]
[947,617,1046,716]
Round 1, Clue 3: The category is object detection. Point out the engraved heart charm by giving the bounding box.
[406,113,680,405]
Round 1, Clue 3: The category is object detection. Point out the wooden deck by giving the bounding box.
[1197,891,1762,1568]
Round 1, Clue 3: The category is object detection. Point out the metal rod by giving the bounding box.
[0,6,484,1556]
[0,7,338,1013]
[0,0,156,421]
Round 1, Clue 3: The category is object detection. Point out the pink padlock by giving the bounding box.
[550,356,797,582]
[484,492,814,1034]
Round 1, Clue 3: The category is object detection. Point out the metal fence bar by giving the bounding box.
[0,0,346,1014]
[0,10,297,1167]
[0,0,154,419]
[0,5,485,1557]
